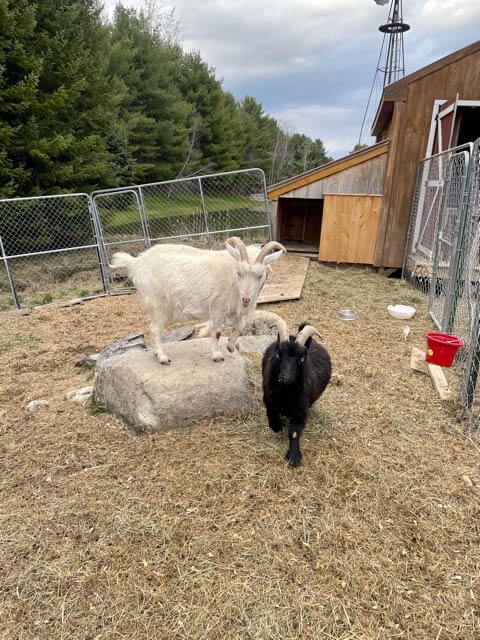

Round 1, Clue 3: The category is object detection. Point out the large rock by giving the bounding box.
[94,338,252,433]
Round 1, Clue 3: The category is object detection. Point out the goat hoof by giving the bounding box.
[212,352,225,363]
[158,356,171,365]
[285,451,302,467]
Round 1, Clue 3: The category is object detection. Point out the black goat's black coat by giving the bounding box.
[262,327,331,466]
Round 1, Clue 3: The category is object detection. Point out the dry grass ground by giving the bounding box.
[1,258,479,639]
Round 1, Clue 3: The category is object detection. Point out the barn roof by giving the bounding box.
[371,39,480,137]
[266,139,390,200]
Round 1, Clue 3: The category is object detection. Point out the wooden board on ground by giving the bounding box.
[258,255,310,304]
[428,362,452,400]
[410,346,452,400]
[410,346,428,373]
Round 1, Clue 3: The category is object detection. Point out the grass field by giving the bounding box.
[96,193,263,231]
[1,258,479,639]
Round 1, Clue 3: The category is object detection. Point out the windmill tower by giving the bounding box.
[358,0,410,145]
[377,0,410,86]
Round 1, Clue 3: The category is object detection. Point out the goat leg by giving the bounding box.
[227,316,246,353]
[209,317,225,363]
[265,403,282,433]
[148,308,171,365]
[285,419,305,467]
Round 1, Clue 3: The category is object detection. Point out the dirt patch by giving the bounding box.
[1,261,479,639]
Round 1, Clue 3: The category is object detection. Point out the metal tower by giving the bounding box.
[377,0,410,87]
[357,0,410,146]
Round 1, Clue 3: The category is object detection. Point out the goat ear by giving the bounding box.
[263,249,285,266]
[224,242,241,262]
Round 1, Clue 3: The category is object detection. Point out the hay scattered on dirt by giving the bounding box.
[1,260,480,639]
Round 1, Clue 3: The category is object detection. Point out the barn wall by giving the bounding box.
[319,194,382,264]
[377,48,480,268]
[279,153,387,199]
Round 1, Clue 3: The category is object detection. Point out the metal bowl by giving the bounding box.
[337,309,356,321]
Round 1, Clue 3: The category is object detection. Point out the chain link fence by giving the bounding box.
[0,194,105,309]
[92,168,271,291]
[0,169,271,308]
[458,140,480,421]
[403,138,480,426]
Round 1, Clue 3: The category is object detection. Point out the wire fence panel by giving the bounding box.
[140,178,208,246]
[0,169,271,308]
[403,144,473,298]
[0,194,104,309]
[201,169,271,247]
[458,139,480,422]
[428,151,470,332]
[92,189,148,292]
[403,138,480,426]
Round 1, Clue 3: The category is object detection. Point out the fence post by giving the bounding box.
[258,169,273,241]
[0,235,20,309]
[198,177,212,247]
[461,303,480,409]
[138,187,152,248]
[87,196,108,295]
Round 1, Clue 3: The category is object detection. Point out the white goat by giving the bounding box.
[109,237,286,364]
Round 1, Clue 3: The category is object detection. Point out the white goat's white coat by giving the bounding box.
[110,238,285,364]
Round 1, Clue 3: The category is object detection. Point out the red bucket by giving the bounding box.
[425,332,463,367]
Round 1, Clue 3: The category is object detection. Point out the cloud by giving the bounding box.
[103,0,480,158]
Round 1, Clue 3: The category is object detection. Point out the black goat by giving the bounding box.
[262,323,332,466]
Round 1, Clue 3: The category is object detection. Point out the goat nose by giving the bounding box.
[242,297,251,305]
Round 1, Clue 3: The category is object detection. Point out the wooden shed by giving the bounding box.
[372,39,480,268]
[267,141,389,264]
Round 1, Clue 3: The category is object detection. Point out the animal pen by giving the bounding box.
[0,168,272,308]
[404,136,480,425]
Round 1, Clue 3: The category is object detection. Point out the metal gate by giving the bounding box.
[91,168,272,293]
[428,150,470,331]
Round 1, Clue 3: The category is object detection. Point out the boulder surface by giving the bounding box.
[94,337,252,433]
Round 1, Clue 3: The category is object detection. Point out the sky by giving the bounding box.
[102,0,480,158]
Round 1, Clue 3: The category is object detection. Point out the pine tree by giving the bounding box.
[109,6,191,183]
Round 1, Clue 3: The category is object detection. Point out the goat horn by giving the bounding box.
[255,241,286,264]
[296,325,323,346]
[225,236,248,262]
[277,318,290,342]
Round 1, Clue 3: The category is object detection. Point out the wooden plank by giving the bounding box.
[428,363,452,400]
[319,194,382,264]
[257,257,309,304]
[374,100,405,267]
[410,346,428,373]
[409,347,452,399]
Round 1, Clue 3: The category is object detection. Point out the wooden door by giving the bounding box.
[319,194,382,264]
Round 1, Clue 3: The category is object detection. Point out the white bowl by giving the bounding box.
[387,304,416,320]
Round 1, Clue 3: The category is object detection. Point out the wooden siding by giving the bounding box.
[375,47,480,268]
[319,194,382,264]
[267,143,389,200]
[279,152,387,199]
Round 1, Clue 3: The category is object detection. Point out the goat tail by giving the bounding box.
[109,251,137,273]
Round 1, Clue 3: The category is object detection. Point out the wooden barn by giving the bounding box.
[372,39,480,268]
[268,39,480,269]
